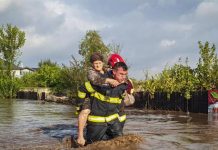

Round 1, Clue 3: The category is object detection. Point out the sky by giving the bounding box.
[0,0,218,80]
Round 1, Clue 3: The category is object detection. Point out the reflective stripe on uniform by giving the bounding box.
[74,111,79,115]
[91,92,122,104]
[74,107,80,116]
[88,113,119,123]
[85,81,122,104]
[118,115,126,122]
[85,82,95,93]
[78,90,86,98]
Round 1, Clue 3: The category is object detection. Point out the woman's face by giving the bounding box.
[93,60,104,71]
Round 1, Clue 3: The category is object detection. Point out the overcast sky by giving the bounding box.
[0,0,218,79]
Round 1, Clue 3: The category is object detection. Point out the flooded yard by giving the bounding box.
[0,99,217,149]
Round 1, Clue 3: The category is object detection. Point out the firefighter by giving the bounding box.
[76,62,132,146]
[107,54,135,129]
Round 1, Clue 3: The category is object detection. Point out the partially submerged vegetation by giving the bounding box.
[134,41,218,100]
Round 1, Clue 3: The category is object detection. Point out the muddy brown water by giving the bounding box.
[0,99,218,150]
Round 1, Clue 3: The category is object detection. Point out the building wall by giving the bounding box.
[12,68,33,78]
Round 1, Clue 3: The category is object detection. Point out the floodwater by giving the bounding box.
[0,99,218,150]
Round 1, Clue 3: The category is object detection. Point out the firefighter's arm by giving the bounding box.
[77,109,90,146]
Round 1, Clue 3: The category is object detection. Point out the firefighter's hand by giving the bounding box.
[77,136,86,146]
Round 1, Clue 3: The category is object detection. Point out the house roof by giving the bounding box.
[20,67,37,71]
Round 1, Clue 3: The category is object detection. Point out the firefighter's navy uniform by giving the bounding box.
[76,81,128,144]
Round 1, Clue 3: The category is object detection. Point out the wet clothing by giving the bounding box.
[86,119,122,143]
[76,81,128,143]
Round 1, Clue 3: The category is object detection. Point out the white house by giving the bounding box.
[12,67,37,78]
[1,59,37,78]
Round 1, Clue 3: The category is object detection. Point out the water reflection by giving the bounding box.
[0,99,76,149]
[40,124,77,139]
[0,99,218,149]
[125,109,218,150]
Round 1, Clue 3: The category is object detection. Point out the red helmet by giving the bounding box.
[108,53,125,68]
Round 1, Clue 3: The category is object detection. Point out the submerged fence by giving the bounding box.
[16,89,209,113]
[16,91,46,100]
[134,91,208,114]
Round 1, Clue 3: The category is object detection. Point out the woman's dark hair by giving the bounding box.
[90,52,104,63]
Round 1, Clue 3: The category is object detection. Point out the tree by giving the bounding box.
[35,59,61,87]
[156,66,176,99]
[79,30,110,68]
[212,55,218,88]
[196,41,218,90]
[0,24,25,98]
[20,59,61,88]
[19,72,38,87]
[142,57,197,100]
[171,58,197,99]
[38,59,57,68]
[56,56,87,98]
